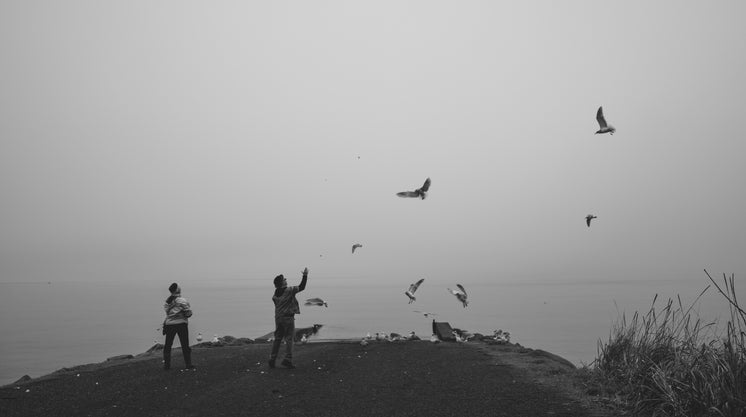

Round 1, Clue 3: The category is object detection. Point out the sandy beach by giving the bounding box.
[0,339,620,417]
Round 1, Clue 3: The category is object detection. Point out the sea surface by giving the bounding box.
[0,273,736,386]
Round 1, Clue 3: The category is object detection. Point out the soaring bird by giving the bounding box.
[447,284,469,308]
[396,178,431,200]
[586,214,597,227]
[405,279,425,304]
[304,297,328,307]
[595,106,616,135]
[352,243,363,254]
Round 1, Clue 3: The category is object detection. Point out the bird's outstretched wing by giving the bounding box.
[352,244,362,253]
[419,178,431,192]
[305,298,324,304]
[397,191,418,198]
[596,107,608,128]
[456,284,467,296]
[409,278,424,293]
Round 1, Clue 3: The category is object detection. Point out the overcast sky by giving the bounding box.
[1,1,745,287]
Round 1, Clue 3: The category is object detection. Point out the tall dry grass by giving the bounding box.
[593,270,746,416]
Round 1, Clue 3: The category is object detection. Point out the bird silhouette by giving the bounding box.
[586,214,597,227]
[595,106,616,135]
[405,279,425,304]
[396,178,431,200]
[447,284,469,308]
[413,310,437,318]
[352,243,363,254]
[304,297,328,307]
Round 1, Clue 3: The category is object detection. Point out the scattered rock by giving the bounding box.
[14,375,32,384]
[146,344,164,353]
[106,354,134,362]
[194,335,255,348]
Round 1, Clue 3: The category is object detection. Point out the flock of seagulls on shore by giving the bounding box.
[300,108,616,340]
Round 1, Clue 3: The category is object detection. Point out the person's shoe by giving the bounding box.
[281,359,295,369]
[268,359,276,369]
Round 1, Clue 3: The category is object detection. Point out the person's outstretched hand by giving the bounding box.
[302,267,309,276]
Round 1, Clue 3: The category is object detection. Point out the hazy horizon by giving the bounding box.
[2,1,745,292]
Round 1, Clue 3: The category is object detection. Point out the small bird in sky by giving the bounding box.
[586,214,597,227]
[595,106,616,135]
[447,285,469,308]
[396,177,431,200]
[413,311,437,318]
[305,297,328,307]
[405,279,425,304]
[352,243,363,254]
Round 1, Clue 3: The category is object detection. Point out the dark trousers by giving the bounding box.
[164,323,192,368]
[270,315,295,361]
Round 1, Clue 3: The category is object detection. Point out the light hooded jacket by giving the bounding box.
[164,295,192,325]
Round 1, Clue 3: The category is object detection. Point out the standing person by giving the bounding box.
[269,267,308,369]
[163,283,195,370]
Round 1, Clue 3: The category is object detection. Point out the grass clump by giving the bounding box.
[593,270,746,416]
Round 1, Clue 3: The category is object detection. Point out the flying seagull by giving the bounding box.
[405,278,425,304]
[447,284,469,308]
[595,106,616,135]
[304,297,328,307]
[397,178,431,200]
[586,214,597,227]
[352,243,363,254]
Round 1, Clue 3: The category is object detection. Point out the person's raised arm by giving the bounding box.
[298,267,308,292]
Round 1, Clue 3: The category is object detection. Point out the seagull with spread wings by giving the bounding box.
[595,106,616,135]
[405,279,425,304]
[447,284,469,308]
[396,178,431,200]
[351,243,363,254]
[304,298,328,307]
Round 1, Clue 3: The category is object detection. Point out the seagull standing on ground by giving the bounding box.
[447,284,469,308]
[405,278,425,304]
[586,214,597,227]
[595,106,616,135]
[352,243,363,254]
[196,333,203,342]
[396,178,431,200]
[304,298,328,307]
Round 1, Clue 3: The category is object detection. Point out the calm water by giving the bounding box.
[0,274,735,386]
